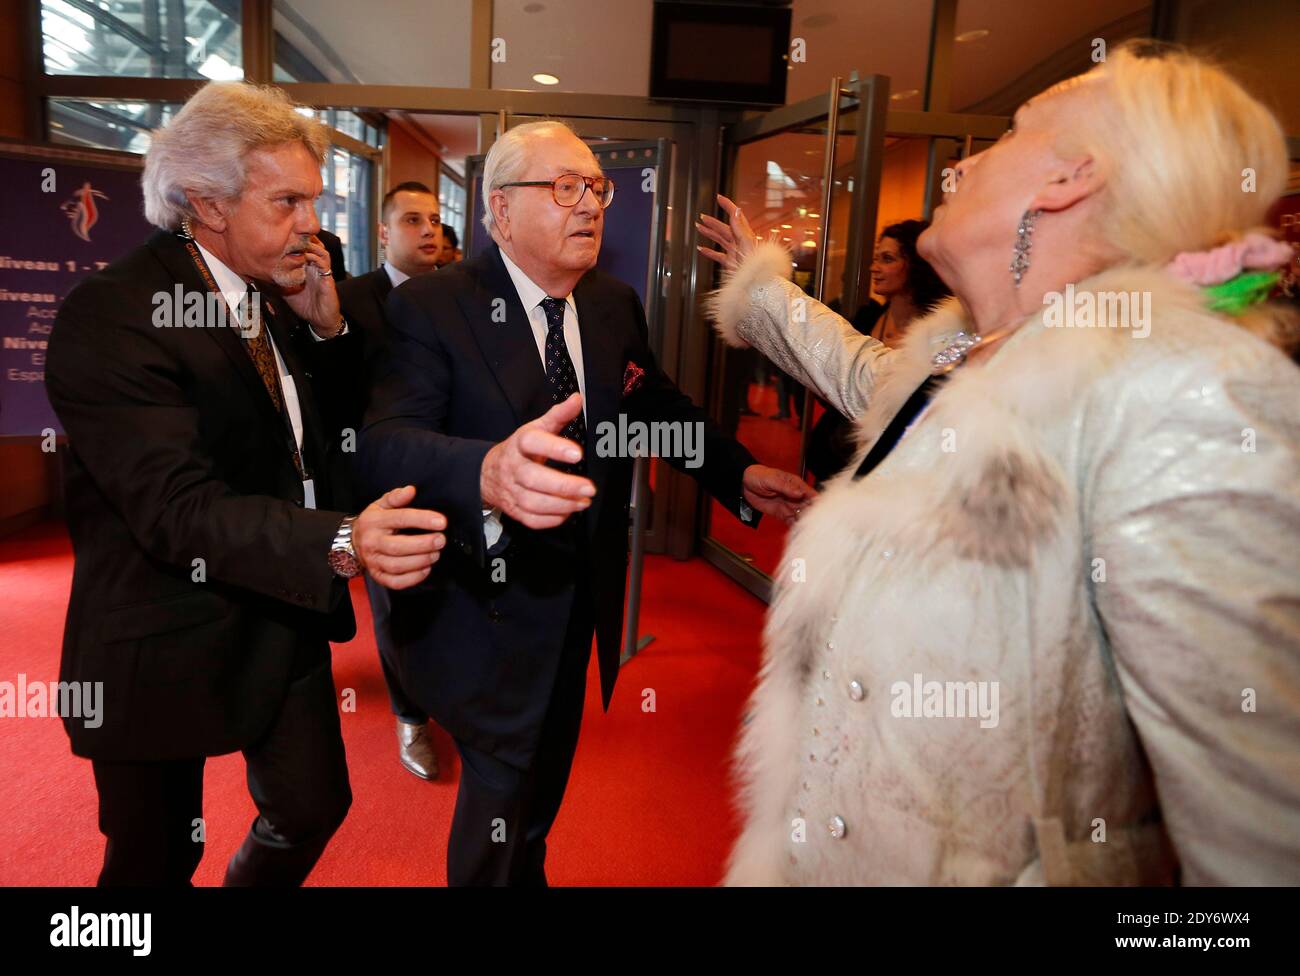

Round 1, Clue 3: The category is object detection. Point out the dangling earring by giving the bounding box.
[1010,209,1041,287]
[178,216,194,240]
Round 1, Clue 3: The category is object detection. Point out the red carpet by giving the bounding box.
[708,379,819,576]
[0,521,765,886]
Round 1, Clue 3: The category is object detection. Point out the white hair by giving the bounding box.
[480,119,580,237]
[141,82,329,230]
[1076,42,1288,264]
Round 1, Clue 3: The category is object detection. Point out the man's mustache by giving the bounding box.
[282,236,312,257]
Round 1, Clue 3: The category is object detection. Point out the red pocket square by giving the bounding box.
[622,361,646,397]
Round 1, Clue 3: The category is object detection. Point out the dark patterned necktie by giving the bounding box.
[540,296,586,474]
[242,282,284,415]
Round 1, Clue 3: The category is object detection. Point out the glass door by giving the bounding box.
[700,76,890,600]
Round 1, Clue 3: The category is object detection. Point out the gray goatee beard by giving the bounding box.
[272,263,308,289]
[272,239,311,289]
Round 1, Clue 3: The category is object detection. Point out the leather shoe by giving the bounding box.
[396,719,438,780]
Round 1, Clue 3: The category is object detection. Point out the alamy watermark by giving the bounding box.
[890,672,999,728]
[151,285,261,339]
[0,673,103,728]
[1043,283,1151,338]
[50,907,150,956]
[593,415,704,468]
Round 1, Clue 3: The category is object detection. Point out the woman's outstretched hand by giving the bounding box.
[696,193,767,273]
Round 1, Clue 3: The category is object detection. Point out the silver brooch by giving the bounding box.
[930,331,981,374]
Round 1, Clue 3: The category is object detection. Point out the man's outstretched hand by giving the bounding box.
[354,484,447,589]
[742,464,818,524]
[480,393,597,530]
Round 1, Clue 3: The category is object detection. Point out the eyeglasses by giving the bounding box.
[498,173,615,209]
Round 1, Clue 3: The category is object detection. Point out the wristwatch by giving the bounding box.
[328,515,361,578]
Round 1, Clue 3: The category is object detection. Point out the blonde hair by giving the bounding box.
[480,119,581,237]
[142,82,329,230]
[1072,42,1296,349]
[1075,42,1288,262]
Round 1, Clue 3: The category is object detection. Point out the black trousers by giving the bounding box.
[365,575,428,724]
[446,581,595,886]
[90,644,351,886]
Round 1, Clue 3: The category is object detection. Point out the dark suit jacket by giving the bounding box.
[46,229,359,762]
[336,265,402,666]
[336,265,393,340]
[334,266,396,449]
[357,244,758,767]
[318,228,349,282]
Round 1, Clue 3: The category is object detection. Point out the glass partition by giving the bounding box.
[42,0,242,79]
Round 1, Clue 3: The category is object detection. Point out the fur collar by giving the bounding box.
[840,262,1216,456]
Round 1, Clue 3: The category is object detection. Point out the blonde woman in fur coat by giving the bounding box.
[697,43,1300,886]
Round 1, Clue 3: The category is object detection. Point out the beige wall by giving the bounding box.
[1174,0,1299,137]
[874,137,931,241]
[385,120,443,195]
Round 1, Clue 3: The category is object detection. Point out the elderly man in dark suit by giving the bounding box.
[337,180,446,780]
[359,120,815,885]
[46,81,446,887]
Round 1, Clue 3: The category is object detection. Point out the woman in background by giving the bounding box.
[807,220,951,483]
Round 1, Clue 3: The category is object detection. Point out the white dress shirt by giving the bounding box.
[196,241,307,455]
[195,241,341,508]
[383,260,409,288]
[497,247,587,413]
[480,249,589,549]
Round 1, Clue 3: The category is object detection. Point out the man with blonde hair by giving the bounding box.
[47,81,447,886]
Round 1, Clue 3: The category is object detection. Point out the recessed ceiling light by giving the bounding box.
[523,2,545,12]
[807,212,821,218]
[533,73,560,86]
[780,223,792,229]
[802,13,835,29]
[890,89,920,102]
[801,240,817,248]
[956,29,990,43]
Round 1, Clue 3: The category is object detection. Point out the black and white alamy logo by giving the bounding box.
[50,906,151,956]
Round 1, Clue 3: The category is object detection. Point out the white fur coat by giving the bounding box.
[708,242,1300,885]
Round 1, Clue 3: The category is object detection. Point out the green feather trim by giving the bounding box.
[1203,270,1281,315]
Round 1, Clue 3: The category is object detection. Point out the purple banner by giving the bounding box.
[0,150,151,437]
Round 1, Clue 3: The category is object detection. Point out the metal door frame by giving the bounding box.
[698,75,888,602]
[699,78,1009,602]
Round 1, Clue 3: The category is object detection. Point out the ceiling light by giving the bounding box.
[780,223,792,229]
[524,2,546,12]
[807,212,820,218]
[533,73,560,86]
[890,89,919,102]
[956,29,990,43]
[801,240,817,248]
